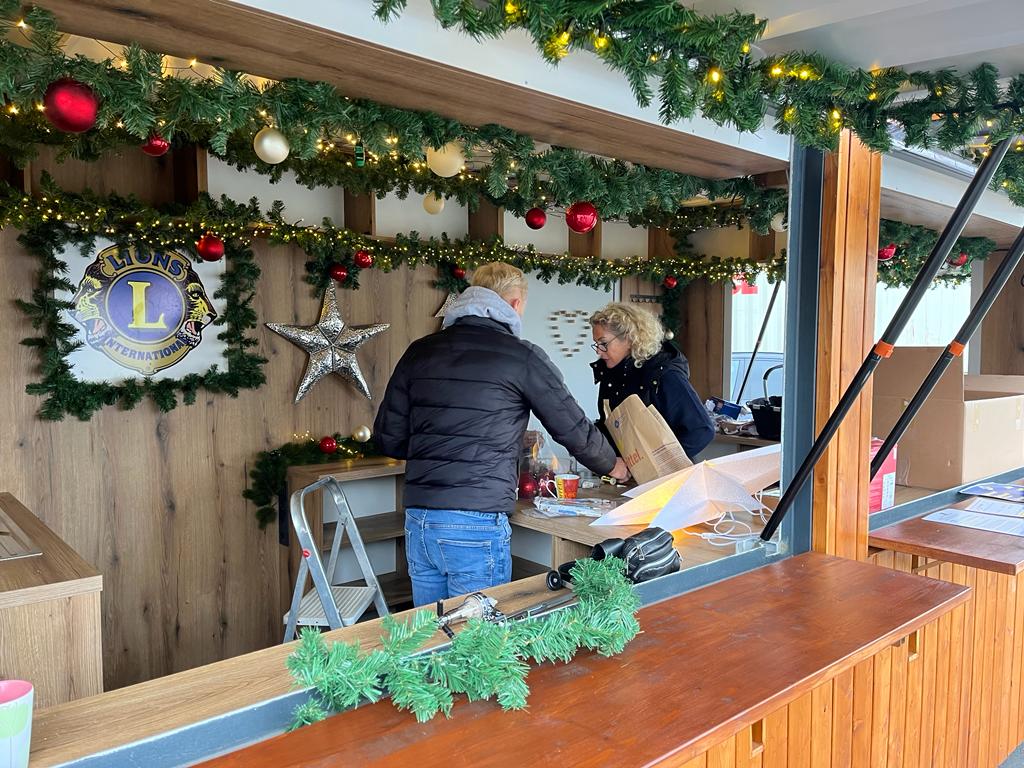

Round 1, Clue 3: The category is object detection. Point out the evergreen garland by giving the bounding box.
[287,556,640,728]
[12,178,265,421]
[244,434,379,528]
[0,3,784,228]
[877,218,996,288]
[375,0,1024,157]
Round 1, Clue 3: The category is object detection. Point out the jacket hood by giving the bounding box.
[441,286,522,338]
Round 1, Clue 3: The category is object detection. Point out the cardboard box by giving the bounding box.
[872,347,1024,491]
[868,438,897,513]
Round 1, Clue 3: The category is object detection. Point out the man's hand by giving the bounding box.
[609,457,631,482]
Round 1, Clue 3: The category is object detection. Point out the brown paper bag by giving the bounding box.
[603,395,692,484]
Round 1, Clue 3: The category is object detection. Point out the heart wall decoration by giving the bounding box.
[548,310,592,357]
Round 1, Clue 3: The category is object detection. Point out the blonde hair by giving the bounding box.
[472,262,529,299]
[590,302,665,365]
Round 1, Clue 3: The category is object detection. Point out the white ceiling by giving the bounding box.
[692,0,1024,75]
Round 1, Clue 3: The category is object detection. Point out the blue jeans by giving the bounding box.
[405,508,512,607]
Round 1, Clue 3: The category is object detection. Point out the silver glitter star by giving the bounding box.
[266,282,389,402]
[434,291,459,318]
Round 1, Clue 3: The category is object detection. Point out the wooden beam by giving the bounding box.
[813,131,881,560]
[568,219,602,259]
[980,254,1024,374]
[342,190,376,236]
[467,198,503,241]
[880,188,1018,249]
[30,0,788,180]
[679,280,727,400]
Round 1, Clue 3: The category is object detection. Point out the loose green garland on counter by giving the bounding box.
[287,556,640,728]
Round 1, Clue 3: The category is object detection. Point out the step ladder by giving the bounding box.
[283,476,390,642]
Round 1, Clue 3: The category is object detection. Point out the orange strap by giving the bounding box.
[874,341,895,358]
[949,341,966,357]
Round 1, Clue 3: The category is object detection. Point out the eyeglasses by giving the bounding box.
[591,335,621,354]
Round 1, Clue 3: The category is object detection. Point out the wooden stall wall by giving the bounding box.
[867,550,1024,768]
[0,151,445,690]
[660,578,966,768]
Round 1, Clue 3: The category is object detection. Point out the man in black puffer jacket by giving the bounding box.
[375,262,629,606]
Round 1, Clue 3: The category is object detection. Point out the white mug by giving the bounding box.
[0,680,33,768]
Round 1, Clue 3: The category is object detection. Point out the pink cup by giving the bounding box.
[0,680,33,768]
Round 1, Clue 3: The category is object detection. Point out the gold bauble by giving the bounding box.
[425,142,464,177]
[423,193,445,215]
[253,126,290,165]
[352,425,372,443]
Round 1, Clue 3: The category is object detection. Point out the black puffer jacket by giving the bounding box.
[593,342,715,460]
[374,317,617,514]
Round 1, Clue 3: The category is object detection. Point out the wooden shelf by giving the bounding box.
[512,556,549,580]
[324,511,404,548]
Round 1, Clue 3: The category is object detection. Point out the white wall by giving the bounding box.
[874,281,972,347]
[206,156,344,223]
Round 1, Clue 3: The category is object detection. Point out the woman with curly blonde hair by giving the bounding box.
[590,302,714,460]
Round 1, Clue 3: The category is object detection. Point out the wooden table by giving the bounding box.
[28,575,554,767]
[712,432,779,450]
[196,553,969,768]
[510,484,767,570]
[0,493,103,709]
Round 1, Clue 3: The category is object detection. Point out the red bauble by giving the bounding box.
[663,275,679,289]
[196,233,225,262]
[318,436,338,454]
[878,242,897,261]
[452,266,467,280]
[328,264,349,282]
[354,249,373,269]
[141,134,170,157]
[42,78,99,134]
[525,207,547,230]
[950,252,969,267]
[565,201,599,234]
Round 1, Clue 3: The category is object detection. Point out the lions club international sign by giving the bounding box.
[67,244,219,376]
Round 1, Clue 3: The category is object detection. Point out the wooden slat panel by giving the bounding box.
[918,596,939,768]
[808,681,832,768]
[851,658,874,768]
[995,573,1013,763]
[762,706,788,768]
[707,737,737,768]
[1012,570,1024,750]
[900,564,924,768]
[932,562,955,768]
[886,634,908,768]
[830,667,854,768]
[957,565,977,766]
[568,218,602,259]
[787,691,812,768]
[869,645,892,768]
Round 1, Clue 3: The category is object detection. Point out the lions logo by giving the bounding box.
[70,245,217,375]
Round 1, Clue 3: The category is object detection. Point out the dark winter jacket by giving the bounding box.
[374,289,617,514]
[592,342,715,460]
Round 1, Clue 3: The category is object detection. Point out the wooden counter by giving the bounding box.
[868,477,1024,767]
[197,552,969,768]
[29,574,553,767]
[0,493,102,709]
